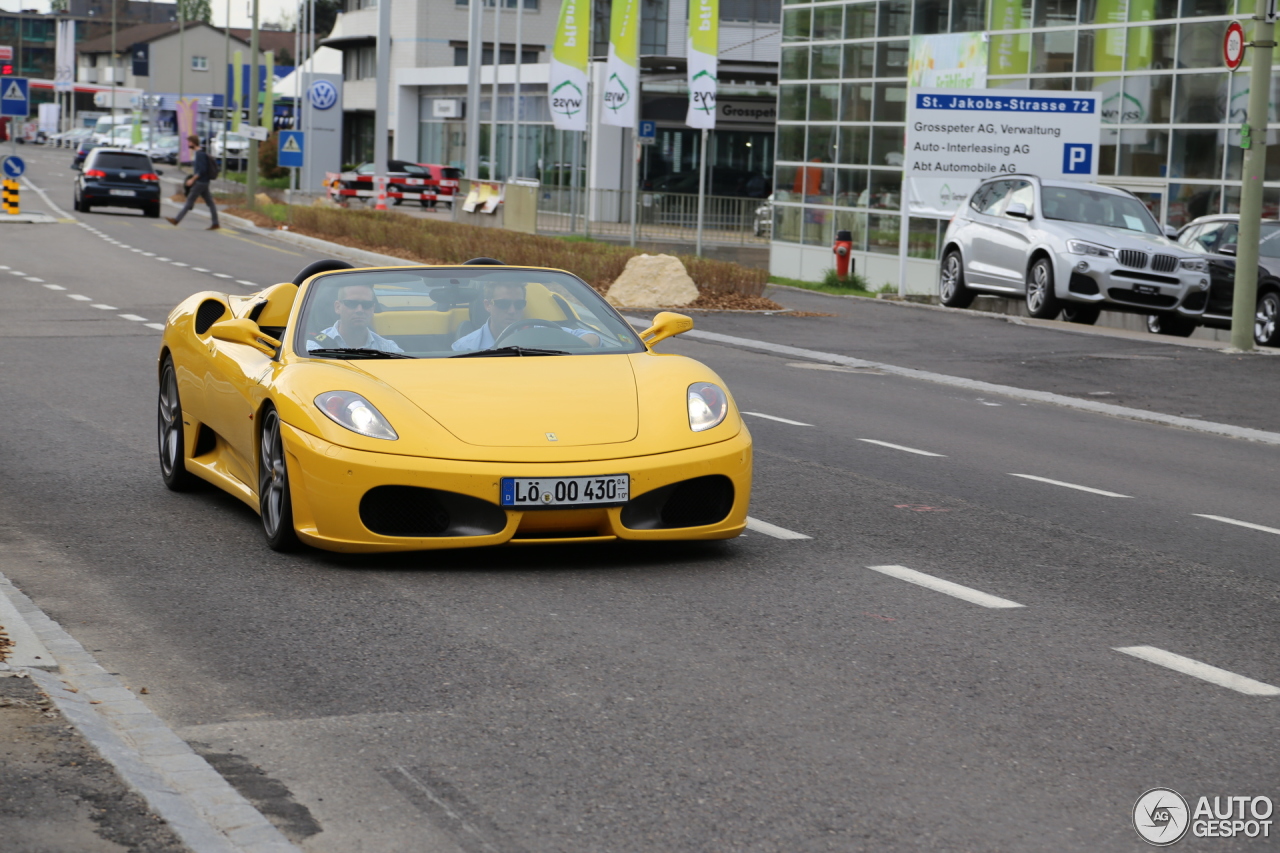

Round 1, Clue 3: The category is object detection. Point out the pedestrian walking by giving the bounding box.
[167,135,220,230]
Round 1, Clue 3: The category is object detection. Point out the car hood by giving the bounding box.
[353,355,639,447]
[1052,222,1183,252]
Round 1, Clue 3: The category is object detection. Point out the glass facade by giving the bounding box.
[774,0,1279,264]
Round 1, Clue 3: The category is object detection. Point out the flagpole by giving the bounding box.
[510,0,523,179]
[489,0,501,181]
[629,122,639,246]
[695,127,707,256]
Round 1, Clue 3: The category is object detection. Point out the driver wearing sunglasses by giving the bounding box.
[307,283,404,353]
[452,282,601,351]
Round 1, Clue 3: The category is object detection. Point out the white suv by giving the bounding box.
[938,176,1211,324]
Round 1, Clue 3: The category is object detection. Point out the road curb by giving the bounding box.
[0,577,56,669]
[0,570,300,853]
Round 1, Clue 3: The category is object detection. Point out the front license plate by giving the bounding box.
[1133,284,1160,295]
[501,475,629,507]
[109,189,136,196]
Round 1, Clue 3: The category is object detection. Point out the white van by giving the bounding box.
[91,114,140,144]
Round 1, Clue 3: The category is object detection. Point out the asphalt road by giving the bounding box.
[2,145,1278,852]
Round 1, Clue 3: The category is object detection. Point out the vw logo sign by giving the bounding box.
[307,80,338,111]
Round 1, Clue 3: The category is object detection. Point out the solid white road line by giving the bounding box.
[67,294,92,301]
[857,439,946,457]
[867,565,1025,609]
[1193,514,1280,537]
[1007,473,1132,498]
[1114,646,1280,696]
[746,517,812,540]
[742,411,812,426]
[119,314,148,322]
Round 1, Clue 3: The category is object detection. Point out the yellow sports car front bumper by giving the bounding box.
[280,422,753,553]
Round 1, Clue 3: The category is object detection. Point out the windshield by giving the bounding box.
[294,268,644,359]
[92,152,153,170]
[1258,223,1280,259]
[1040,187,1161,235]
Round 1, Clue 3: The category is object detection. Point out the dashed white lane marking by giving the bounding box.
[25,277,44,282]
[1193,514,1280,537]
[212,273,233,279]
[746,517,812,540]
[236,280,258,287]
[43,284,66,291]
[119,314,148,322]
[8,270,26,276]
[1114,646,1280,696]
[91,304,118,310]
[1007,473,1132,498]
[144,323,165,330]
[0,265,9,269]
[130,248,143,253]
[170,262,188,267]
[858,439,946,457]
[68,294,92,301]
[742,411,812,426]
[192,267,210,272]
[867,565,1025,609]
[156,257,171,262]
[142,252,156,257]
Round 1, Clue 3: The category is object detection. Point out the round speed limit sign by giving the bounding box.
[1225,21,1246,70]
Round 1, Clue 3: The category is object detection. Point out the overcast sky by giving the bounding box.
[0,0,299,31]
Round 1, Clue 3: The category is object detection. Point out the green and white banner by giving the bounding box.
[601,0,640,128]
[550,0,590,131]
[686,0,718,128]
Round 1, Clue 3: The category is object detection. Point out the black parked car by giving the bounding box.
[73,147,163,217]
[1148,215,1280,346]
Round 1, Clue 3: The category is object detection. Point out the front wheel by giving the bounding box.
[1061,304,1101,325]
[1025,257,1061,319]
[939,250,976,308]
[1255,290,1280,347]
[1146,313,1196,337]
[158,357,198,491]
[258,405,300,551]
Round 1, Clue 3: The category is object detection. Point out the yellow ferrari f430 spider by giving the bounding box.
[157,258,753,552]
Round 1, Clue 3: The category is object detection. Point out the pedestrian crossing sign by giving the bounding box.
[278,131,304,168]
[0,77,29,118]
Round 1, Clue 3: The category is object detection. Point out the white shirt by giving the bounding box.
[451,320,595,352]
[306,323,404,353]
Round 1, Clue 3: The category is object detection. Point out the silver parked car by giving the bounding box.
[939,176,1210,325]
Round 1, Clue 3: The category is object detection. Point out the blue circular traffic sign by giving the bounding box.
[2,155,25,179]
[307,80,338,111]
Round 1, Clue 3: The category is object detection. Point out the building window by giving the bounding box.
[343,45,377,80]
[191,55,208,71]
[452,44,542,65]
[455,0,539,8]
[345,0,377,11]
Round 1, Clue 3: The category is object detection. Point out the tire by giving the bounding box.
[1147,313,1196,337]
[1256,290,1280,347]
[72,193,82,212]
[938,249,976,308]
[144,203,160,218]
[1025,257,1062,319]
[158,357,199,491]
[258,405,300,552]
[1061,304,1101,325]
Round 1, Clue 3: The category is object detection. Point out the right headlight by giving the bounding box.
[315,391,398,440]
[1180,258,1209,272]
[1066,240,1116,258]
[688,382,728,432]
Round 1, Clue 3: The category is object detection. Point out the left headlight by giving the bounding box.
[688,382,728,432]
[315,391,398,440]
[1180,258,1209,272]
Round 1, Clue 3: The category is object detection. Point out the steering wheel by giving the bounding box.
[492,319,589,348]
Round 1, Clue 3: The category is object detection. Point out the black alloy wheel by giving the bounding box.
[938,250,975,308]
[158,357,198,490]
[1061,304,1101,325]
[1025,257,1062,319]
[1255,290,1280,347]
[258,405,300,551]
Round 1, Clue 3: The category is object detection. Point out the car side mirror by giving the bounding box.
[208,318,281,355]
[639,311,694,347]
[1164,225,1179,239]
[155,168,164,176]
[1006,202,1032,219]
[1220,243,1238,256]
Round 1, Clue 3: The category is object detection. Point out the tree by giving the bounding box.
[178,0,213,24]
[313,0,341,39]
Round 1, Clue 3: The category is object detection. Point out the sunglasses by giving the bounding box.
[339,299,375,310]
[491,299,526,311]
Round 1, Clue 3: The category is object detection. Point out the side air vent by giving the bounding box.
[194,299,227,334]
[620,475,735,530]
[359,486,507,538]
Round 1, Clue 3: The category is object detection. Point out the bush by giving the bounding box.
[259,132,290,180]
[279,207,768,297]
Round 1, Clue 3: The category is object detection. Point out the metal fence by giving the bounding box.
[537,187,770,247]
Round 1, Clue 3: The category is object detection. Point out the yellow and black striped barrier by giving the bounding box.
[1,179,17,215]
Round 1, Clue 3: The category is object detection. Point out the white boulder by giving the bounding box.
[605,254,700,308]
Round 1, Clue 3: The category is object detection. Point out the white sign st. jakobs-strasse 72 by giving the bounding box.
[904,88,1102,217]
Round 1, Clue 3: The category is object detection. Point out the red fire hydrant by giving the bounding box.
[833,230,853,280]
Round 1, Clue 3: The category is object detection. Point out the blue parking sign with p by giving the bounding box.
[1063,143,1093,175]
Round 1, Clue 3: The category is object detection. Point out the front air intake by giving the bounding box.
[359,486,506,537]
[620,475,735,530]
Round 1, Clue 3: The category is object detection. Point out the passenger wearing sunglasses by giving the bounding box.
[307,284,404,353]
[452,282,601,351]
